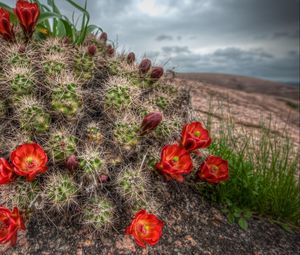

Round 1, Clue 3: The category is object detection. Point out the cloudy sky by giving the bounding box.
[4,0,300,82]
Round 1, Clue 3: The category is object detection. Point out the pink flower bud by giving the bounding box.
[65,155,79,172]
[99,174,109,183]
[99,32,108,43]
[87,44,97,56]
[127,52,136,64]
[63,37,70,44]
[107,44,115,57]
[139,58,152,75]
[18,45,26,53]
[141,112,163,135]
[150,67,164,81]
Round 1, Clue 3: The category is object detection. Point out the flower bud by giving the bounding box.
[139,58,152,75]
[18,45,26,54]
[127,52,136,65]
[87,44,97,56]
[65,154,79,172]
[150,67,164,81]
[63,37,70,44]
[99,32,108,43]
[99,174,109,183]
[141,112,163,135]
[107,44,115,57]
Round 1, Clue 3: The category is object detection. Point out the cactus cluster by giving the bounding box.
[0,29,189,239]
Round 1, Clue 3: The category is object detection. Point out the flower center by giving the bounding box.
[194,130,201,137]
[172,156,179,163]
[25,157,37,169]
[211,165,219,172]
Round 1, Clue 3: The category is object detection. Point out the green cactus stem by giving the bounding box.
[113,122,140,150]
[45,173,78,209]
[48,130,77,161]
[51,83,82,118]
[18,97,51,133]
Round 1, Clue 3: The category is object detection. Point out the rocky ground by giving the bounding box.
[1,78,300,255]
[1,182,300,255]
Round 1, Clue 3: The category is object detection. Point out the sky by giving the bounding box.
[3,0,300,83]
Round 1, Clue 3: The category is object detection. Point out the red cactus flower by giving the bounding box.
[156,144,193,182]
[141,112,162,135]
[0,8,15,42]
[181,122,212,152]
[150,67,164,81]
[14,0,40,39]
[127,52,136,64]
[197,155,229,184]
[126,209,164,248]
[0,158,14,185]
[87,44,97,56]
[139,58,152,75]
[99,32,108,43]
[0,207,25,246]
[10,143,48,181]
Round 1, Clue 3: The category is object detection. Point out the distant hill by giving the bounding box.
[176,72,299,101]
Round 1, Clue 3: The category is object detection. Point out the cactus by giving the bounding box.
[113,122,140,150]
[104,77,134,114]
[154,119,181,141]
[17,96,51,133]
[0,8,189,241]
[0,99,6,118]
[154,96,170,110]
[82,195,114,231]
[43,54,67,78]
[45,173,78,209]
[116,167,148,204]
[5,180,41,211]
[74,49,95,81]
[51,82,82,118]
[48,129,77,161]
[8,66,35,97]
[86,122,103,145]
[78,146,106,180]
[5,44,32,67]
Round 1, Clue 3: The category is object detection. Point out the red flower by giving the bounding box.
[0,8,15,41]
[197,155,229,184]
[181,122,211,151]
[140,112,162,135]
[14,0,40,39]
[0,158,14,185]
[10,143,48,181]
[125,209,164,248]
[127,52,136,64]
[150,67,164,81]
[0,207,25,246]
[139,58,152,75]
[156,144,193,182]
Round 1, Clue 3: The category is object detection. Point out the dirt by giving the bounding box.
[1,77,300,255]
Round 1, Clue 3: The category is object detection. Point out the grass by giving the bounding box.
[197,100,300,228]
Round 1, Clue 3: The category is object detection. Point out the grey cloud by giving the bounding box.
[161,46,191,54]
[159,46,298,82]
[156,35,173,41]
[273,31,299,39]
